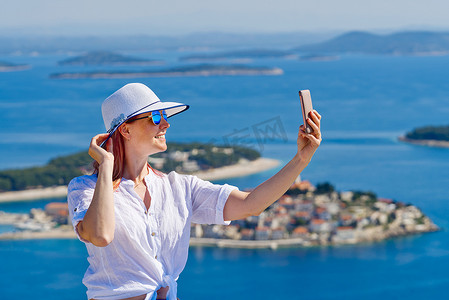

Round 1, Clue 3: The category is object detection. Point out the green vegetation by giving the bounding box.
[315,182,335,194]
[350,190,378,207]
[415,215,426,225]
[405,125,449,141]
[0,152,92,191]
[50,64,283,79]
[284,188,307,196]
[58,51,163,66]
[0,142,260,192]
[339,190,378,208]
[352,190,377,202]
[286,182,336,196]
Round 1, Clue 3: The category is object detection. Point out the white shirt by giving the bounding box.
[67,170,237,300]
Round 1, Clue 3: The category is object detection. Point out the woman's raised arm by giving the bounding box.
[76,133,116,247]
[223,110,322,221]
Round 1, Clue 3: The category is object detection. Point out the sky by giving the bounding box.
[1,0,449,36]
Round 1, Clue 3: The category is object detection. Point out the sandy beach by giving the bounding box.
[398,136,449,148]
[193,157,280,181]
[0,158,280,203]
[0,228,77,240]
[0,186,68,203]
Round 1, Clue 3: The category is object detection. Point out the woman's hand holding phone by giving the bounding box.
[297,90,322,163]
[299,90,314,134]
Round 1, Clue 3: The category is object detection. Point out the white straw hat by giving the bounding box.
[101,83,189,135]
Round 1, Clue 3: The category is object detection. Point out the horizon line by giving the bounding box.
[1,27,449,38]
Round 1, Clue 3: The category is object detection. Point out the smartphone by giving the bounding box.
[299,90,314,134]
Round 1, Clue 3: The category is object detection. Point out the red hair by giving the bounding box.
[92,129,163,190]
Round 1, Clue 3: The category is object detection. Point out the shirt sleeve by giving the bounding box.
[188,175,239,225]
[67,175,97,242]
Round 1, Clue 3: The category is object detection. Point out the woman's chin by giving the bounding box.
[155,139,168,151]
[147,140,167,156]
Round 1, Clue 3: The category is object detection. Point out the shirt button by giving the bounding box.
[151,232,156,236]
[155,255,158,259]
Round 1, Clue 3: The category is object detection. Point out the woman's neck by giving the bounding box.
[122,156,149,183]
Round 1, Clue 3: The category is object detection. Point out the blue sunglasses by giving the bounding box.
[100,110,168,148]
[127,110,168,126]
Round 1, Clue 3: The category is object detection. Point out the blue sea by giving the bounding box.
[1,51,449,299]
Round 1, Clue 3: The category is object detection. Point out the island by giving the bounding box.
[57,51,164,66]
[299,54,340,61]
[399,125,449,147]
[0,142,279,201]
[179,49,297,62]
[0,61,30,72]
[295,31,449,56]
[0,180,438,248]
[49,64,283,79]
[190,182,438,248]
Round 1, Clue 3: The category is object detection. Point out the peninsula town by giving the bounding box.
[0,178,438,248]
[0,143,438,247]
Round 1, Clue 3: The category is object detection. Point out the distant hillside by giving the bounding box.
[0,32,333,55]
[295,31,449,55]
[58,51,164,66]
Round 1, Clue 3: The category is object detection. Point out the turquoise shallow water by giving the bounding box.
[1,52,449,299]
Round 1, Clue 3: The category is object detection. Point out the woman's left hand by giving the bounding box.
[296,110,322,163]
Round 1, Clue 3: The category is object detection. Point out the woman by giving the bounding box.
[68,83,322,300]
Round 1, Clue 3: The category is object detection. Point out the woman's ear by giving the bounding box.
[118,124,131,141]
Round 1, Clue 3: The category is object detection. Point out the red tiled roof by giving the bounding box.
[57,209,69,216]
[240,229,254,235]
[293,226,308,234]
[255,226,269,232]
[295,211,310,218]
[45,202,68,210]
[378,198,393,203]
[290,180,313,191]
[311,219,326,225]
[45,202,69,216]
[337,226,354,231]
[315,207,326,214]
[272,227,284,232]
[341,215,352,221]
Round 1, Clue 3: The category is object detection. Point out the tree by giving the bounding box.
[315,182,335,194]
